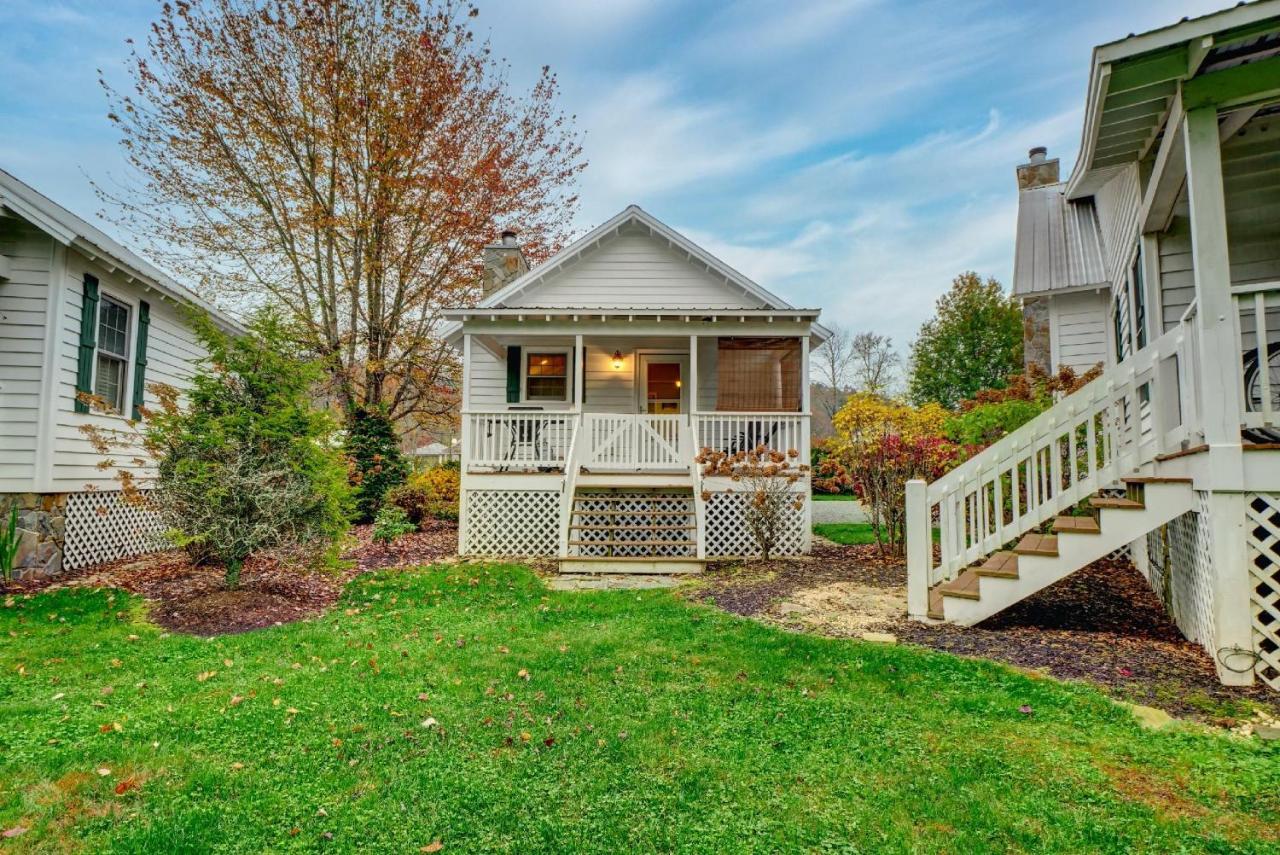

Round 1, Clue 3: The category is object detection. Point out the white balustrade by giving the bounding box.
[582,414,686,471]
[693,413,808,461]
[464,412,577,471]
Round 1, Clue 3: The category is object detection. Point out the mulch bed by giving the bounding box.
[697,542,1277,721]
[5,520,458,637]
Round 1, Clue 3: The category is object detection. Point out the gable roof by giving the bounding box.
[0,168,243,333]
[1013,182,1108,296]
[445,204,830,341]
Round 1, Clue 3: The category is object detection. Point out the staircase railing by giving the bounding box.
[557,421,585,559]
[907,314,1200,613]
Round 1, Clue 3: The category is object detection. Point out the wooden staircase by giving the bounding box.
[559,488,705,574]
[927,477,1195,625]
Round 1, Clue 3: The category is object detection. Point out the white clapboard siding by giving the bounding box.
[1093,165,1142,291]
[47,248,207,493]
[1223,122,1280,286]
[1051,290,1108,373]
[0,222,52,489]
[501,226,766,311]
[1158,211,1194,332]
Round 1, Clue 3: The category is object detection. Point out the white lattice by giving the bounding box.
[463,490,558,557]
[64,490,166,570]
[1157,491,1217,655]
[570,491,694,558]
[704,491,806,558]
[1245,493,1280,691]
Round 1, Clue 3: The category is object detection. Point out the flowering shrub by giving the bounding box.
[831,393,959,555]
[696,446,809,561]
[387,465,461,523]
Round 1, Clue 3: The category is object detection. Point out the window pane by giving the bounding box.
[98,299,129,358]
[526,377,567,400]
[527,353,566,378]
[95,353,124,410]
[646,362,681,401]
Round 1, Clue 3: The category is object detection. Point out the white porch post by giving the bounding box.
[574,333,584,412]
[689,334,706,559]
[458,333,472,556]
[1184,104,1252,685]
[800,335,812,553]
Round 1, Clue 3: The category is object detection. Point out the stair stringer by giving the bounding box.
[941,482,1195,626]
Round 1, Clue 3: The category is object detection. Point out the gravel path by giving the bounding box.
[810,498,871,524]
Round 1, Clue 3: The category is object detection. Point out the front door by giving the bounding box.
[639,355,688,414]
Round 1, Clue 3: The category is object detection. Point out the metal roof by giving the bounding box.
[0,168,243,333]
[1012,182,1108,297]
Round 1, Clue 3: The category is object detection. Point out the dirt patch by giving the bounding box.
[32,520,459,637]
[693,542,1278,721]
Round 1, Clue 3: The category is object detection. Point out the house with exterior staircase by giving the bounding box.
[907,0,1280,693]
[442,206,829,574]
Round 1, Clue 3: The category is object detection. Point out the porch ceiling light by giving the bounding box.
[612,349,624,370]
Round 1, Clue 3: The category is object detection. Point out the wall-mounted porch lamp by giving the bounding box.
[611,349,624,370]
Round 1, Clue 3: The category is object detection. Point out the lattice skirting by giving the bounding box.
[1144,492,1217,657]
[704,491,807,558]
[570,492,694,558]
[1245,493,1280,691]
[64,490,166,570]
[462,490,559,557]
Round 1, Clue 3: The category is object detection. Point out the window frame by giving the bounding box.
[1129,243,1148,351]
[519,347,572,403]
[92,292,133,414]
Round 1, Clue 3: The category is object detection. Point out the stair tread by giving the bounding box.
[1089,496,1145,509]
[927,587,945,620]
[938,569,982,600]
[1121,476,1192,484]
[1053,515,1101,535]
[569,539,696,547]
[572,510,692,516]
[975,551,1019,578]
[570,522,696,527]
[1014,532,1058,556]
[560,556,706,564]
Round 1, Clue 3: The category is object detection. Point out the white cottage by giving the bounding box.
[443,206,829,572]
[907,1,1280,693]
[0,169,241,576]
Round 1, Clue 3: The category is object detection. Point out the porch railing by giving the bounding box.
[906,313,1200,617]
[581,414,687,471]
[463,411,577,471]
[693,413,809,461]
[1234,282,1280,430]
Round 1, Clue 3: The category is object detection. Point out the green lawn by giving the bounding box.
[2,565,1278,852]
[811,492,858,501]
[812,522,880,544]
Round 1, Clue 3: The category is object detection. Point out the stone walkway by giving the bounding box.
[548,573,685,591]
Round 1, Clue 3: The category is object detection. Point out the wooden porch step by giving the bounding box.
[927,587,945,621]
[569,539,696,548]
[558,557,705,575]
[1121,476,1193,484]
[1052,515,1100,535]
[571,509,692,517]
[975,551,1019,579]
[938,569,982,601]
[1014,533,1058,557]
[570,524,695,531]
[1089,496,1145,510]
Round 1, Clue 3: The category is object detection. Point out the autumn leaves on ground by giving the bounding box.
[3,564,1278,853]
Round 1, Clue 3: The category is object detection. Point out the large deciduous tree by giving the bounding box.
[907,272,1023,409]
[849,331,899,396]
[100,0,585,424]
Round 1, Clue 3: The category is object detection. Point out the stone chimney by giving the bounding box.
[481,229,529,298]
[1016,146,1061,190]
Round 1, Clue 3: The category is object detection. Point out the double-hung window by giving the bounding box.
[522,351,569,402]
[94,296,130,412]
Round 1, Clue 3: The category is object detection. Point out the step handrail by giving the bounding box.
[909,317,1199,611]
[557,416,584,559]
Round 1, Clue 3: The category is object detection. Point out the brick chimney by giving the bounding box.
[1016,146,1061,190]
[481,230,529,298]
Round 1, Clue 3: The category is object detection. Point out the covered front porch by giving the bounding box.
[458,327,812,475]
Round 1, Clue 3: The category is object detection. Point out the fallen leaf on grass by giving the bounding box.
[114,778,138,796]
[2,826,27,839]
[421,842,443,853]
[97,768,112,777]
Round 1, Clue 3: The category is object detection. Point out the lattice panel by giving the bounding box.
[64,490,166,570]
[463,490,558,557]
[1162,492,1217,655]
[704,491,806,558]
[570,492,695,558]
[1245,493,1280,691]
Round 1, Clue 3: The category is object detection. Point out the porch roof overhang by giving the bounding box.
[1066,0,1280,200]
[442,307,828,347]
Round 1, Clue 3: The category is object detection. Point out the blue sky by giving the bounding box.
[0,0,1231,349]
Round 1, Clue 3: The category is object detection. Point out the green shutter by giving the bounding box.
[131,300,150,420]
[506,346,522,403]
[74,274,100,413]
[578,346,585,404]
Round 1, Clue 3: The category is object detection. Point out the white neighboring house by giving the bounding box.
[0,169,241,576]
[907,1,1280,694]
[442,206,829,572]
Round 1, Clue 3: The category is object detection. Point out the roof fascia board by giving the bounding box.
[0,188,78,245]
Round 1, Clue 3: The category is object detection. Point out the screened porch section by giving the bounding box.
[460,334,811,473]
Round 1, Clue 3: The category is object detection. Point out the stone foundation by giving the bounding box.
[1,493,67,579]
[1022,296,1051,374]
